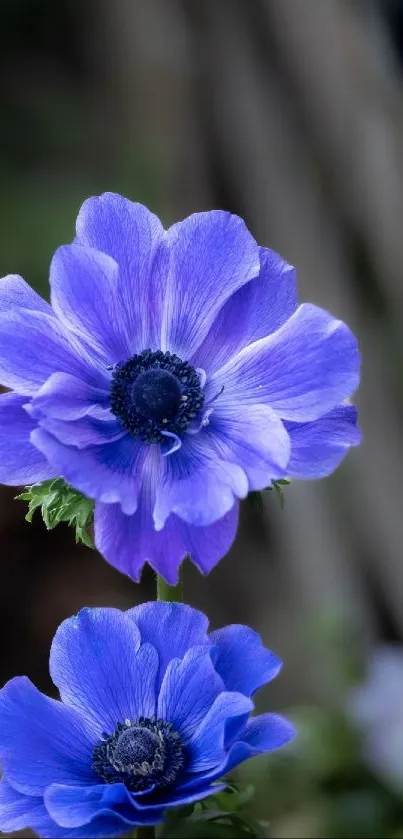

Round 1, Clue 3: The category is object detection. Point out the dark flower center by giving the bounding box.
[110,349,204,444]
[92,717,185,793]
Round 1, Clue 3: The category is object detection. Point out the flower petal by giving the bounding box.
[31,428,145,514]
[157,647,224,743]
[212,303,360,422]
[285,404,362,479]
[49,608,157,736]
[0,273,52,315]
[209,625,282,696]
[192,247,297,373]
[223,713,296,775]
[37,415,125,449]
[30,372,110,420]
[127,603,210,689]
[0,780,47,833]
[0,392,55,485]
[187,692,253,773]
[76,193,167,351]
[50,245,132,364]
[154,435,247,529]
[208,402,290,490]
[162,210,260,358]
[0,308,107,395]
[44,783,161,829]
[0,677,96,795]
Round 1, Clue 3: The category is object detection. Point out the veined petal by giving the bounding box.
[157,647,224,743]
[31,428,145,514]
[127,603,210,690]
[76,193,168,351]
[49,608,157,736]
[44,782,162,829]
[37,415,125,449]
[211,303,360,422]
[30,372,110,420]
[192,247,297,373]
[285,404,362,479]
[223,713,296,776]
[162,210,260,358]
[187,692,253,773]
[0,392,55,485]
[94,450,239,583]
[0,273,52,315]
[208,402,290,490]
[0,309,108,396]
[210,625,282,696]
[0,677,96,795]
[50,245,132,364]
[0,780,47,833]
[154,435,247,529]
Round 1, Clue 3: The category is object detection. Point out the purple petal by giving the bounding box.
[49,608,157,737]
[0,392,55,485]
[154,435,247,529]
[30,372,110,420]
[208,402,290,490]
[0,677,96,795]
[31,428,145,514]
[0,309,108,395]
[192,247,297,373]
[211,303,360,422]
[95,496,239,584]
[50,245,132,364]
[76,193,167,351]
[210,625,282,696]
[187,692,253,773]
[127,603,210,689]
[157,647,224,743]
[162,210,260,358]
[0,780,46,833]
[36,415,124,449]
[44,783,162,829]
[285,404,361,478]
[0,273,52,315]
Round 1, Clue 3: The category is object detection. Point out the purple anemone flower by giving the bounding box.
[0,602,295,837]
[0,193,361,582]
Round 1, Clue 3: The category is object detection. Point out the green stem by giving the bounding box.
[156,565,183,602]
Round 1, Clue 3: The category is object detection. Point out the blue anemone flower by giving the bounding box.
[0,194,361,582]
[0,602,295,838]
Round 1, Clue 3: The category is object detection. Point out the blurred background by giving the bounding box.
[1,0,403,836]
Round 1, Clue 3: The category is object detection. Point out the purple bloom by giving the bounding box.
[0,602,295,837]
[0,194,361,582]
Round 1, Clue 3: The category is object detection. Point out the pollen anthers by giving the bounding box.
[110,349,204,444]
[92,717,185,792]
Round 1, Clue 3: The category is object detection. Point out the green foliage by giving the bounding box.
[160,783,266,838]
[248,478,291,511]
[16,478,94,547]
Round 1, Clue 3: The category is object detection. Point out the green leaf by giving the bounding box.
[248,479,291,511]
[16,478,94,547]
[160,784,265,839]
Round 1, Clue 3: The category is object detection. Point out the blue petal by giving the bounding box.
[44,783,162,829]
[127,602,210,690]
[162,210,260,358]
[285,404,362,478]
[94,496,239,584]
[0,779,45,833]
[30,372,110,420]
[208,402,290,490]
[0,308,108,396]
[187,692,253,773]
[157,647,224,743]
[75,193,168,352]
[49,608,157,737]
[210,625,282,696]
[154,434,247,529]
[36,415,125,449]
[223,713,296,775]
[212,303,360,422]
[31,428,145,514]
[0,392,55,485]
[192,247,297,373]
[0,677,96,795]
[50,245,132,365]
[0,273,52,315]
